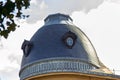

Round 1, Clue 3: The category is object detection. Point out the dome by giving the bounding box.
[19,13,109,80]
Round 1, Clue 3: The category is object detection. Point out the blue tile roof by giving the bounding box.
[20,13,119,80]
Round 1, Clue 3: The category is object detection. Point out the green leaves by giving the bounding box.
[0,0,30,38]
[0,30,10,38]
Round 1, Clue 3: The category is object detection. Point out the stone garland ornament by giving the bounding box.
[62,31,77,49]
[21,40,33,57]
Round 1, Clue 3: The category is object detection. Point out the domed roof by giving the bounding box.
[19,13,110,80]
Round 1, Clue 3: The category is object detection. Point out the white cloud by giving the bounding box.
[107,0,120,3]
[0,20,44,79]
[0,48,20,80]
[0,67,20,80]
[24,0,48,23]
[0,37,3,49]
[71,1,120,74]
[24,0,104,23]
[8,54,21,65]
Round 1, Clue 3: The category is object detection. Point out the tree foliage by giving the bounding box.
[0,0,30,38]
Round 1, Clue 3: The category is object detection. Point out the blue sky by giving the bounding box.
[0,0,120,80]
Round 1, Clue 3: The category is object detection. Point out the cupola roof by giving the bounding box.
[19,13,114,80]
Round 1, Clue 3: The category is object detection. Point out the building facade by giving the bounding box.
[19,13,120,80]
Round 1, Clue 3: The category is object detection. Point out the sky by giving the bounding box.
[0,0,120,80]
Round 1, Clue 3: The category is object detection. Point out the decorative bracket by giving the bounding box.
[62,31,77,49]
[21,40,33,57]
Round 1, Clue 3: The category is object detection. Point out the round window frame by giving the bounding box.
[62,31,77,49]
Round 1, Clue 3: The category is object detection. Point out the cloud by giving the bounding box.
[0,20,44,80]
[0,67,19,80]
[71,1,120,73]
[8,54,22,65]
[0,49,20,79]
[107,0,120,3]
[0,36,4,49]
[24,0,104,23]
